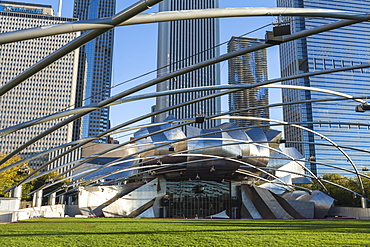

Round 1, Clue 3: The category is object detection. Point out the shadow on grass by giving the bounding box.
[0,228,339,238]
[2,220,370,238]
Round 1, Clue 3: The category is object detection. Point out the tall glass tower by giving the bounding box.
[156,0,221,129]
[73,0,116,143]
[277,0,370,175]
[0,1,81,172]
[228,36,269,130]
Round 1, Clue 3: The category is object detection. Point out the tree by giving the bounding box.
[32,171,66,195]
[307,173,370,207]
[0,154,32,198]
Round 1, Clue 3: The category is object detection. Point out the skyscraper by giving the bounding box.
[277,0,370,175]
[156,0,221,129]
[73,0,116,143]
[228,36,269,129]
[0,1,80,171]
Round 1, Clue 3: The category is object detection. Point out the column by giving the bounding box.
[361,197,368,208]
[11,186,22,210]
[48,192,56,206]
[58,194,65,205]
[35,190,43,208]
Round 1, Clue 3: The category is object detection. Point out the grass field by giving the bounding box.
[0,218,369,246]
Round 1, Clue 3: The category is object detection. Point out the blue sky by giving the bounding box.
[6,0,283,141]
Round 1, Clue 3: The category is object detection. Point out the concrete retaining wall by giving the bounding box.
[0,205,66,222]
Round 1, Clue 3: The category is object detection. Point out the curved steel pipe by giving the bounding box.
[0,8,369,45]
[0,0,164,98]
[2,77,368,137]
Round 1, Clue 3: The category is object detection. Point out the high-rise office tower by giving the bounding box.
[73,0,115,143]
[228,36,269,129]
[156,0,221,129]
[0,1,80,171]
[277,0,370,175]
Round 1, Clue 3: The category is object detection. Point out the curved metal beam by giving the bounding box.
[3,73,368,137]
[287,140,370,156]
[0,8,369,45]
[0,0,164,98]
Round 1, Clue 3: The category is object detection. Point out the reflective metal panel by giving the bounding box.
[282,190,334,218]
[102,178,164,217]
[133,118,297,180]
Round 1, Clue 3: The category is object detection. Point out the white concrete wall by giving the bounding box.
[0,204,66,222]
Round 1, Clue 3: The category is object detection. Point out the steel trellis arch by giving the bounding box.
[0,5,368,202]
[1,14,369,169]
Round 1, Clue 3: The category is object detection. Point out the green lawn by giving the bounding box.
[0,218,369,246]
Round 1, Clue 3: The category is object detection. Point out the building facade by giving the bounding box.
[277,0,370,175]
[156,0,221,129]
[73,0,116,143]
[228,36,269,129]
[0,1,80,172]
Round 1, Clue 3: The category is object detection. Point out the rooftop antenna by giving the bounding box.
[57,0,63,17]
